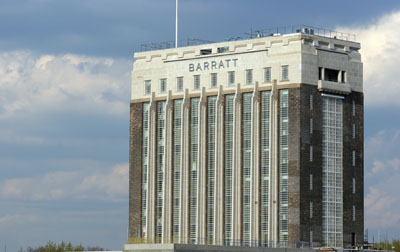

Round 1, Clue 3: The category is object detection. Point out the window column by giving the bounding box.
[224,94,235,245]
[322,95,343,247]
[242,92,253,245]
[156,101,167,243]
[189,98,200,244]
[260,91,271,246]
[173,99,183,243]
[279,89,289,247]
[207,96,217,244]
[141,102,150,239]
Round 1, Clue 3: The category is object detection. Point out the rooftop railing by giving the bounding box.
[225,25,356,42]
[140,38,214,52]
[139,25,356,52]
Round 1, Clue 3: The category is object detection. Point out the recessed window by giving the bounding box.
[310,230,313,244]
[352,100,356,116]
[352,123,355,139]
[246,69,253,84]
[342,71,346,83]
[194,75,200,90]
[160,78,167,93]
[177,77,183,91]
[228,71,235,86]
[352,205,356,221]
[144,80,151,94]
[309,145,313,162]
[352,177,356,194]
[324,68,339,82]
[310,118,313,134]
[352,150,356,166]
[309,94,313,110]
[310,174,313,191]
[211,73,218,88]
[281,65,289,81]
[264,67,271,82]
[309,201,313,218]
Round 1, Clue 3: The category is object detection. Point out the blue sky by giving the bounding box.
[1,0,400,251]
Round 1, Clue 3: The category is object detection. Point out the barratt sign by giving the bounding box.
[189,58,238,72]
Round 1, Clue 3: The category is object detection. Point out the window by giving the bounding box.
[352,100,356,116]
[172,99,183,242]
[177,77,183,91]
[242,93,253,245]
[160,79,167,93]
[279,89,289,247]
[310,174,313,191]
[228,71,235,86]
[322,96,343,247]
[352,177,356,194]
[194,75,200,90]
[352,150,356,166]
[310,230,313,244]
[309,202,313,218]
[309,145,313,162]
[189,98,200,244]
[246,69,253,84]
[352,123,355,139]
[211,73,217,88]
[319,67,322,80]
[310,118,313,133]
[324,68,339,82]
[207,96,217,244]
[225,94,235,244]
[352,205,356,221]
[281,65,289,81]
[264,67,271,82]
[144,80,151,94]
[309,94,313,110]
[141,103,150,237]
[260,91,271,246]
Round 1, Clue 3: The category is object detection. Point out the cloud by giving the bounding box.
[0,214,38,229]
[364,128,400,231]
[0,163,128,202]
[365,184,400,229]
[0,50,131,121]
[339,11,400,107]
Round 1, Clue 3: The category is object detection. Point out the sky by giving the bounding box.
[1,0,400,251]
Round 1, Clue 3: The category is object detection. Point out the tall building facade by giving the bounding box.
[129,29,364,249]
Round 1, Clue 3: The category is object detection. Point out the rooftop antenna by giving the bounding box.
[175,0,178,48]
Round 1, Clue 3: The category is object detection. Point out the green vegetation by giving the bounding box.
[18,241,105,252]
[373,239,400,252]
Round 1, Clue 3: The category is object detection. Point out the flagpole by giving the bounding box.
[175,0,178,48]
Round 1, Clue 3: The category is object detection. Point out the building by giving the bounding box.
[128,26,364,249]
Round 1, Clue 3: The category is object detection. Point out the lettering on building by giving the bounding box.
[189,58,238,72]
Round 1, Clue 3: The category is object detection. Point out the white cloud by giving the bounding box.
[0,163,128,202]
[0,50,131,121]
[365,183,400,229]
[364,128,400,231]
[339,11,400,107]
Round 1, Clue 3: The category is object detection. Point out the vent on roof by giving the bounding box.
[200,49,212,55]
[217,46,229,53]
